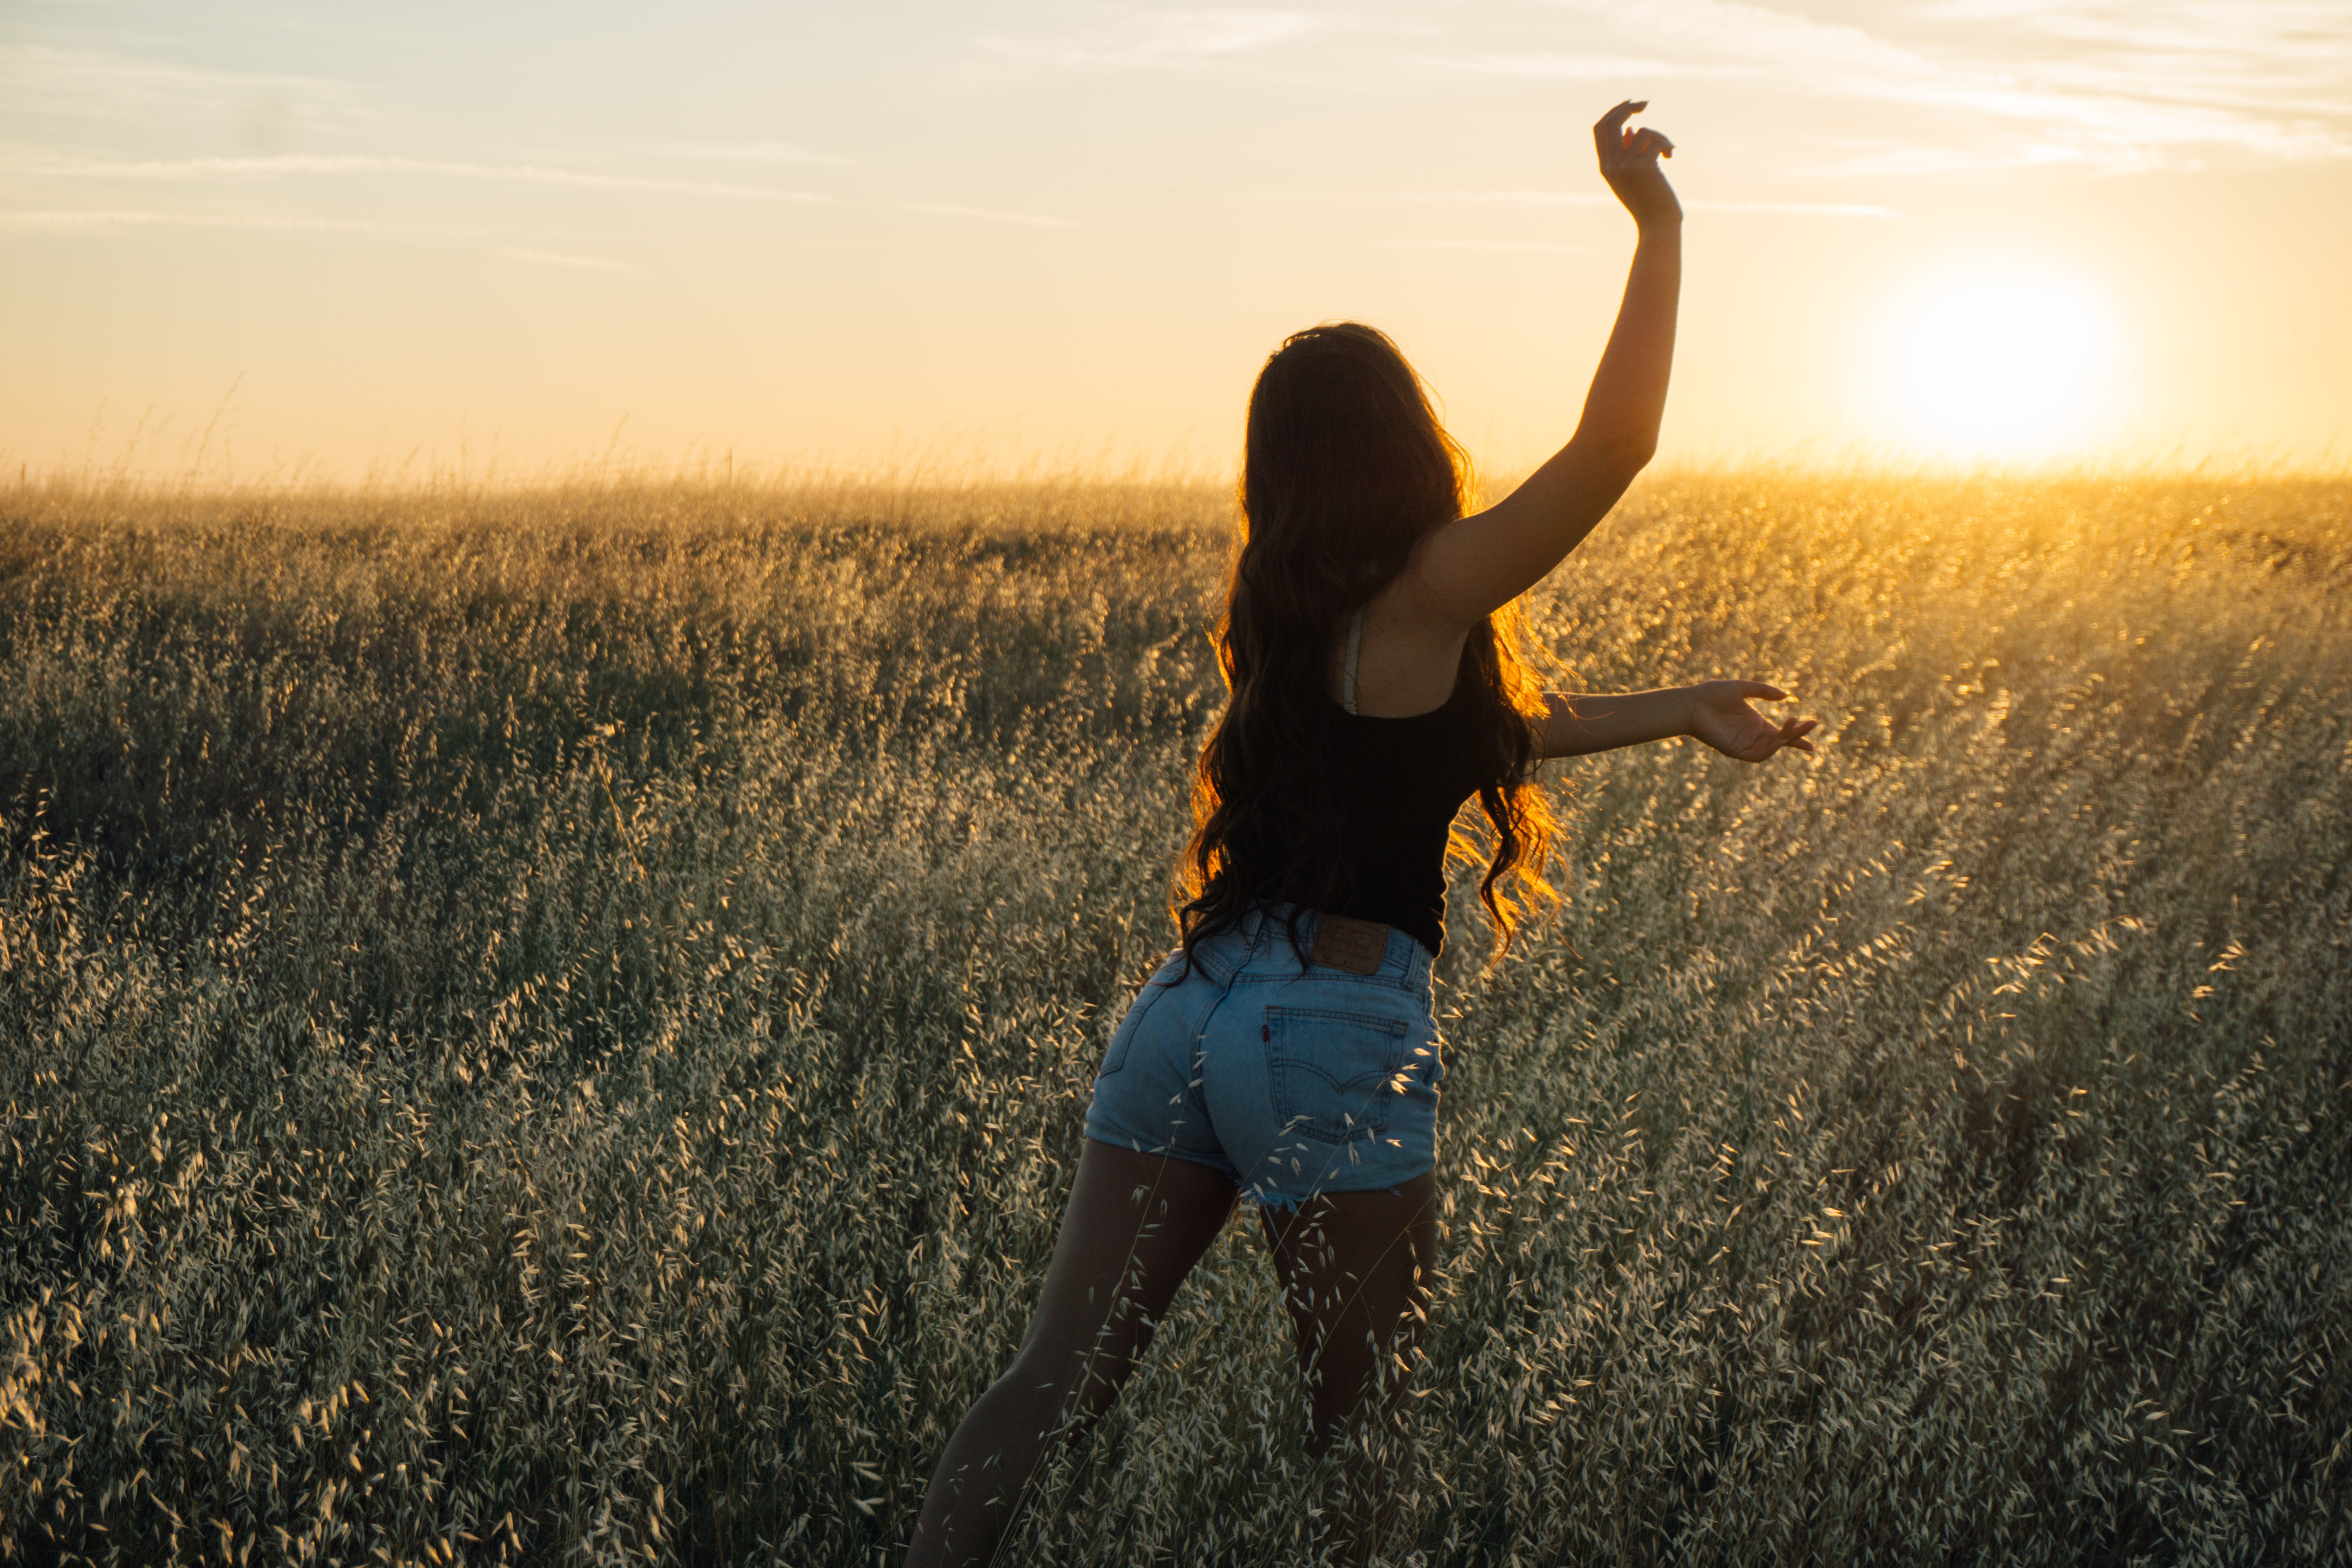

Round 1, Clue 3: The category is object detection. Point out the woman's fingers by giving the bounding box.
[1694,683,1817,760]
[1593,100,1646,160]
[1627,126,1676,161]
[1594,104,1674,171]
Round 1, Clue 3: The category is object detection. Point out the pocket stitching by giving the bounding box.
[1265,1006,1408,1032]
[1098,979,1176,1079]
[1265,1006,1411,1145]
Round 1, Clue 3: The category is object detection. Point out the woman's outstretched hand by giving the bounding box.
[1595,100,1681,229]
[1688,681,1817,762]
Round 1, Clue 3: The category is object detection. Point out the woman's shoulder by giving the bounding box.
[1334,604,1475,720]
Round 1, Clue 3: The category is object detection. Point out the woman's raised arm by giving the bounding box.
[1402,101,1683,629]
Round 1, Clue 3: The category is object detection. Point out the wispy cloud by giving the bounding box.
[981,7,1333,70]
[1381,238,1597,253]
[2,207,1049,256]
[1942,1,2352,123]
[653,141,854,166]
[1519,0,2352,171]
[885,200,1083,229]
[1784,140,2095,179]
[1918,0,2348,82]
[7,159,1085,232]
[1434,51,1754,82]
[976,0,2347,169]
[0,44,362,131]
[1134,9,1325,54]
[1269,189,1900,218]
[497,246,635,272]
[20,154,838,204]
[1688,198,1903,218]
[1270,189,1612,208]
[0,208,462,234]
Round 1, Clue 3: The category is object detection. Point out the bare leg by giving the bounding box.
[1258,1172,1439,1564]
[904,1140,1238,1568]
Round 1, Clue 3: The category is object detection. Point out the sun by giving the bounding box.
[1861,263,2122,463]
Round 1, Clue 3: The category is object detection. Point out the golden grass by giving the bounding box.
[1,470,2347,1565]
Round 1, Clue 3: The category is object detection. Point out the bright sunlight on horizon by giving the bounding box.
[1860,263,2126,464]
[4,2,2350,481]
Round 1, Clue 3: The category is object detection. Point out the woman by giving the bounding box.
[906,101,1816,1565]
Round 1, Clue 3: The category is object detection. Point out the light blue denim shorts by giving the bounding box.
[1082,905,1445,1210]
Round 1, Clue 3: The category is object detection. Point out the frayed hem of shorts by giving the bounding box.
[1245,1167,1440,1214]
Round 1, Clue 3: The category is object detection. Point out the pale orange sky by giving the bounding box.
[5,2,2348,482]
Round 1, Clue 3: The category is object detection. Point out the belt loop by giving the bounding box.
[1250,904,1273,958]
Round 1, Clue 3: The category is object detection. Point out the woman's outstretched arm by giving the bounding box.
[1404,100,1682,628]
[1539,683,1817,761]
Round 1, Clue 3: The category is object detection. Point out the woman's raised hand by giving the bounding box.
[1688,681,1817,762]
[1595,100,1682,230]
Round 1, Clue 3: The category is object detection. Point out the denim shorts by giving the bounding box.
[1082,906,1445,1211]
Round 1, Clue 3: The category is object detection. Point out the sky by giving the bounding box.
[4,1,2348,483]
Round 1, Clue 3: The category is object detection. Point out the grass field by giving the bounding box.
[2,471,2347,1566]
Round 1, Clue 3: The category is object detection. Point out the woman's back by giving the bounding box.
[1282,642,1507,957]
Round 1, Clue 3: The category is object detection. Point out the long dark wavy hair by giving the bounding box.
[1175,321,1562,964]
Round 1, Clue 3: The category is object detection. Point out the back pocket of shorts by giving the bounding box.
[1097,969,1179,1079]
[1264,1006,1410,1145]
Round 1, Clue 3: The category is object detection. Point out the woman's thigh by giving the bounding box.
[1010,1140,1240,1414]
[1256,1171,1440,1441]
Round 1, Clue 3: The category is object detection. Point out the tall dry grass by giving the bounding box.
[0,471,2346,1565]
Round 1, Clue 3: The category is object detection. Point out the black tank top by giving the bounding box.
[1322,663,1509,957]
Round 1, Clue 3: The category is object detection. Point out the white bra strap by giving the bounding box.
[1340,609,1364,715]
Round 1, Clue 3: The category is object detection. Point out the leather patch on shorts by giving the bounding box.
[1310,914,1391,976]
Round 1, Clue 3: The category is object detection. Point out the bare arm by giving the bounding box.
[1402,101,1683,629]
[1536,688,1692,759]
[1540,682,1818,761]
